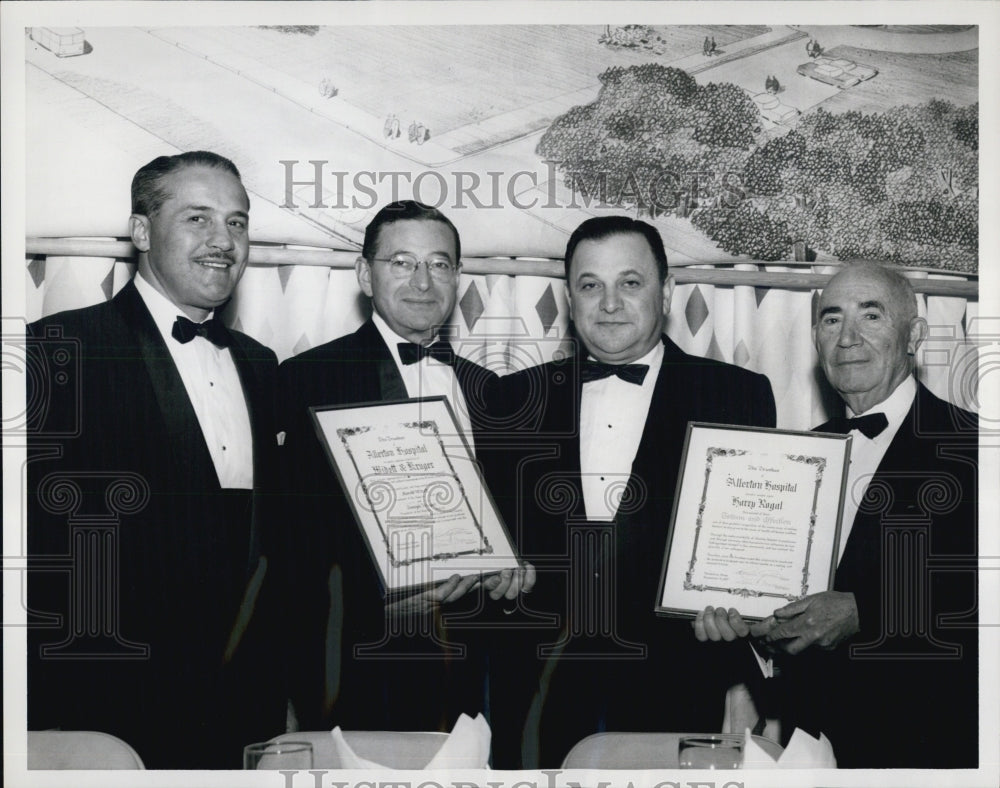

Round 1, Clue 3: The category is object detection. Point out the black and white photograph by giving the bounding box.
[3,2,997,786]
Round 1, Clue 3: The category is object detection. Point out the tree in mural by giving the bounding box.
[691,203,792,260]
[707,103,979,269]
[537,64,759,211]
[259,26,320,35]
[540,62,978,271]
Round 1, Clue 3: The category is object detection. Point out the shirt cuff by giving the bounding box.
[750,642,774,679]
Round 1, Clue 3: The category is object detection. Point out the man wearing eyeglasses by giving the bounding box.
[278,200,532,734]
[354,204,483,456]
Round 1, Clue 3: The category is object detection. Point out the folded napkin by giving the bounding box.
[741,727,837,768]
[331,713,491,769]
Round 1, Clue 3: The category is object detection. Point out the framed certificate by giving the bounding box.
[656,423,851,621]
[310,396,520,594]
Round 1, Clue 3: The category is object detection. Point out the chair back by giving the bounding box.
[272,730,449,768]
[28,730,145,769]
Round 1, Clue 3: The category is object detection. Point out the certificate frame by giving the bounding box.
[656,422,852,621]
[310,396,520,595]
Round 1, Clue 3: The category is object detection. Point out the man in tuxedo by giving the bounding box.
[278,200,532,734]
[483,216,776,766]
[27,151,285,768]
[695,263,978,768]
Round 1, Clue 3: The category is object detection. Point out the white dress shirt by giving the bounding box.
[836,375,917,562]
[371,312,477,456]
[753,375,918,678]
[133,274,254,489]
[579,342,664,521]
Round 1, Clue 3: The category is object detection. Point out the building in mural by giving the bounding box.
[25,23,978,273]
[11,15,991,778]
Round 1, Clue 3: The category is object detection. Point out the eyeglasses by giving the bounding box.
[369,254,459,280]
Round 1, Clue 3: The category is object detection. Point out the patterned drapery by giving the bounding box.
[25,247,978,430]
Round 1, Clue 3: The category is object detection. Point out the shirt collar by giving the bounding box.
[846,374,917,431]
[133,272,215,343]
[585,340,664,382]
[372,311,441,369]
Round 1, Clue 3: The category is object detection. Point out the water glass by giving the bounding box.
[678,734,743,769]
[243,740,314,770]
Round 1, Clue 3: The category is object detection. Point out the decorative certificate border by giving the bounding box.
[337,419,493,567]
[310,396,519,594]
[683,447,828,601]
[657,422,851,621]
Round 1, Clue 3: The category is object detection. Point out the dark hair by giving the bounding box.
[361,200,461,263]
[131,151,242,216]
[564,216,669,281]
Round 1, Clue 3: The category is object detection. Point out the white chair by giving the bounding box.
[560,731,783,769]
[28,730,145,769]
[271,730,450,768]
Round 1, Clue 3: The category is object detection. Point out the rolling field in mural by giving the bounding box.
[26,24,978,270]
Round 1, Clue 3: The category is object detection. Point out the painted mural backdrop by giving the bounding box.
[25,23,981,426]
[26,24,979,270]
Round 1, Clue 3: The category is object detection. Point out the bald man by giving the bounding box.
[695,263,978,768]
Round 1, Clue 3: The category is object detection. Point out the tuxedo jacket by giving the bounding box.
[481,335,776,763]
[277,318,499,731]
[26,281,285,769]
[767,383,979,768]
[484,335,776,632]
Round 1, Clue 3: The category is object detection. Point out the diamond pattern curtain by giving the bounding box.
[24,252,977,430]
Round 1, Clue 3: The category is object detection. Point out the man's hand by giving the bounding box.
[692,606,751,642]
[386,563,537,614]
[387,573,480,616]
[482,563,536,601]
[750,591,859,655]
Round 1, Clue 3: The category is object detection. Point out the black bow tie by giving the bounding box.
[171,316,231,348]
[580,360,649,386]
[398,340,454,366]
[826,413,889,439]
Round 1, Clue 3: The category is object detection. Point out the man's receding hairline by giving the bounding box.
[821,264,917,321]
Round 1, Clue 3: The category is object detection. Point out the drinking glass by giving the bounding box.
[678,734,743,769]
[243,740,314,770]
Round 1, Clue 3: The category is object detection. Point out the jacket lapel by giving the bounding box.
[228,336,266,464]
[627,337,688,516]
[559,354,585,516]
[113,282,220,487]
[830,384,922,585]
[452,355,498,435]
[452,357,477,404]
[228,334,272,568]
[356,320,408,402]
